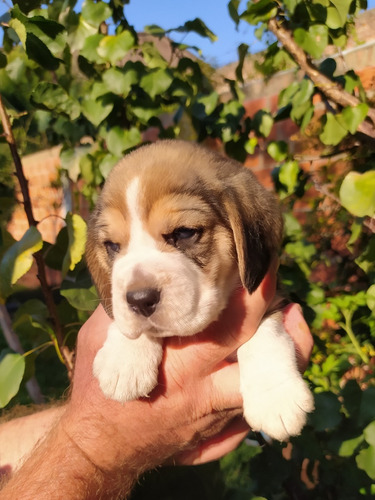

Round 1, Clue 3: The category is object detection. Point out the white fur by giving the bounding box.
[93,323,163,401]
[94,177,227,403]
[93,177,314,438]
[238,315,314,441]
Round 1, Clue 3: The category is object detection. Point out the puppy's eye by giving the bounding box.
[104,240,120,255]
[163,227,201,247]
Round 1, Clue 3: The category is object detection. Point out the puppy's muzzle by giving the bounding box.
[126,288,161,317]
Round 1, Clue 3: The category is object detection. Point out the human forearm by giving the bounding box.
[0,405,64,477]
[0,416,137,500]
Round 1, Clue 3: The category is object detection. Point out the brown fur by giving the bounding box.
[86,140,283,315]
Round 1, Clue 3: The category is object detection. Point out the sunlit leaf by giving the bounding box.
[81,0,111,27]
[0,227,42,299]
[339,171,375,217]
[294,25,328,58]
[267,140,288,161]
[105,126,141,156]
[81,96,113,126]
[252,109,274,137]
[97,31,135,65]
[0,353,25,408]
[338,104,369,134]
[62,213,87,277]
[241,0,278,24]
[356,445,375,480]
[319,112,348,145]
[140,68,174,98]
[364,421,375,446]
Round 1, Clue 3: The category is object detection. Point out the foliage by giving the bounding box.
[0,0,374,497]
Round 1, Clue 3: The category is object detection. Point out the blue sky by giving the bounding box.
[125,0,375,67]
[125,0,259,67]
[1,0,374,67]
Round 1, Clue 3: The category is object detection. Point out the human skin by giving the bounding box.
[0,265,313,499]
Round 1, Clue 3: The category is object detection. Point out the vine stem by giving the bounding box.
[0,94,74,379]
[340,309,369,364]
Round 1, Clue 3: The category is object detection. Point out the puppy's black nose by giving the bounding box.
[126,288,161,317]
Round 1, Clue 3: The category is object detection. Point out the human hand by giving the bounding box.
[61,261,312,491]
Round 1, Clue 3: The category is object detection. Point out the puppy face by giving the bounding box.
[86,140,282,339]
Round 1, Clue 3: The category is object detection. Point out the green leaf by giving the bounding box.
[140,68,174,98]
[330,0,353,24]
[9,18,27,47]
[171,18,217,42]
[32,82,80,120]
[228,0,241,25]
[60,285,98,311]
[62,213,87,277]
[0,227,43,300]
[339,171,375,217]
[81,0,111,27]
[0,52,7,69]
[80,33,106,63]
[294,25,328,59]
[309,392,342,432]
[97,31,135,65]
[356,445,375,480]
[81,96,113,127]
[144,24,166,36]
[26,32,61,70]
[267,141,288,161]
[0,353,25,408]
[235,43,249,83]
[338,434,364,457]
[192,92,219,119]
[364,421,375,446]
[367,284,375,313]
[102,67,136,96]
[105,127,141,156]
[241,0,278,24]
[244,137,258,154]
[338,104,369,134]
[252,110,273,137]
[61,273,98,312]
[319,112,348,146]
[276,160,301,198]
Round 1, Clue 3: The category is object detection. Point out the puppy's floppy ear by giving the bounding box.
[85,203,114,317]
[223,170,283,294]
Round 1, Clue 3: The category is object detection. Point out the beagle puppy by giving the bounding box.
[86,140,314,441]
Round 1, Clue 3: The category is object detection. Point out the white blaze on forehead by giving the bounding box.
[126,176,157,252]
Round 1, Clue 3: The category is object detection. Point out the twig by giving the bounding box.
[0,94,74,378]
[0,304,44,404]
[267,17,375,139]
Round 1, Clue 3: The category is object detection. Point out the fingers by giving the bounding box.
[283,303,314,372]
[210,362,242,411]
[174,416,250,465]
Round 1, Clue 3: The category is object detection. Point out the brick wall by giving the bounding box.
[7,146,66,244]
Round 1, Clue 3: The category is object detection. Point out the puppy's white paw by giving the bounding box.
[93,323,163,402]
[242,374,314,441]
[238,314,314,441]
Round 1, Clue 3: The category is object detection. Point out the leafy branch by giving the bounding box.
[267,16,375,139]
[0,94,74,378]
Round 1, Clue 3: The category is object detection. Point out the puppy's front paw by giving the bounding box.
[93,323,163,402]
[238,315,314,441]
[242,375,314,441]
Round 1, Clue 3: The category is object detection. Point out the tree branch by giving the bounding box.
[0,94,74,378]
[268,17,375,139]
